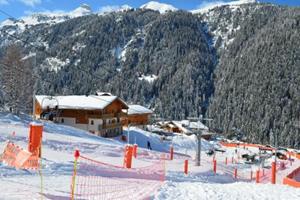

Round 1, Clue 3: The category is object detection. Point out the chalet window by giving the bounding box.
[91,120,94,125]
[61,118,64,123]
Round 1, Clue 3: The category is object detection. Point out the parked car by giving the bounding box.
[273,152,287,160]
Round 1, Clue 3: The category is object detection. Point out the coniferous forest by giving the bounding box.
[0,3,299,148]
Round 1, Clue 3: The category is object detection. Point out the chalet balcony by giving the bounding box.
[102,122,122,129]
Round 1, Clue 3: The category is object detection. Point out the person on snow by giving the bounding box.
[147,141,152,150]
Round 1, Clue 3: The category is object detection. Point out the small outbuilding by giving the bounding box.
[122,105,153,128]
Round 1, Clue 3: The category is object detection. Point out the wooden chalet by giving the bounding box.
[34,94,128,137]
[121,105,153,128]
[158,120,215,140]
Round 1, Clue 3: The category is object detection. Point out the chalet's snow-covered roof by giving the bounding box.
[181,120,209,130]
[35,95,128,110]
[172,121,193,134]
[126,105,153,115]
[157,120,209,134]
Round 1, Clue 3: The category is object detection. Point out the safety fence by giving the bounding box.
[286,151,300,160]
[220,142,274,151]
[283,167,300,188]
[70,151,165,200]
[201,153,291,185]
[220,142,300,160]
[0,141,39,170]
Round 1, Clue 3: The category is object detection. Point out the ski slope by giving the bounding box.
[0,113,300,200]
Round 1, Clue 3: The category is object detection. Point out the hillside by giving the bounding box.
[0,2,299,148]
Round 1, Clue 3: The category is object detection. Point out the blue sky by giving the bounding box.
[0,0,299,21]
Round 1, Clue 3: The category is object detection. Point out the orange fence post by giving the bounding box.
[123,145,133,169]
[256,170,260,183]
[184,160,188,175]
[234,168,237,179]
[28,123,43,158]
[133,144,138,158]
[271,162,276,184]
[225,157,228,165]
[170,146,174,160]
[213,160,217,174]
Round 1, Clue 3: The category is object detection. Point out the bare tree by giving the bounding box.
[0,44,33,114]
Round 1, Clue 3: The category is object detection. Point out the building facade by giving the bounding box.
[34,95,128,137]
[121,105,153,128]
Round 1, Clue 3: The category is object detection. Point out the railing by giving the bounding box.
[103,122,122,129]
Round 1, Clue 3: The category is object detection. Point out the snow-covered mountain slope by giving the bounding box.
[191,0,257,14]
[196,1,263,49]
[0,4,92,33]
[140,1,178,13]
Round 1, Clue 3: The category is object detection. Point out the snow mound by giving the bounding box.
[140,1,178,14]
[126,127,213,156]
[138,74,158,83]
[191,0,257,14]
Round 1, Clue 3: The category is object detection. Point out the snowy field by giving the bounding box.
[0,113,300,200]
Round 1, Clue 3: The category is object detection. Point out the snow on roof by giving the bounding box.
[188,122,208,130]
[35,95,127,110]
[172,121,193,134]
[126,105,153,115]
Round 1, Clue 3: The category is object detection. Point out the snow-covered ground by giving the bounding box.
[0,113,300,200]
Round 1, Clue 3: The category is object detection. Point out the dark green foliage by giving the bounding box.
[208,5,300,148]
[0,4,299,148]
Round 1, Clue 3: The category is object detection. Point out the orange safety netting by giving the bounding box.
[0,141,39,170]
[71,154,166,200]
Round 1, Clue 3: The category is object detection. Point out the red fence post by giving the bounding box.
[213,160,217,174]
[234,168,237,179]
[123,145,133,168]
[28,123,43,158]
[170,146,174,160]
[272,162,276,184]
[256,170,260,183]
[133,144,138,158]
[225,157,228,165]
[184,160,188,175]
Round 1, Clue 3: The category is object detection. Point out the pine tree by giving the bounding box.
[0,45,34,114]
